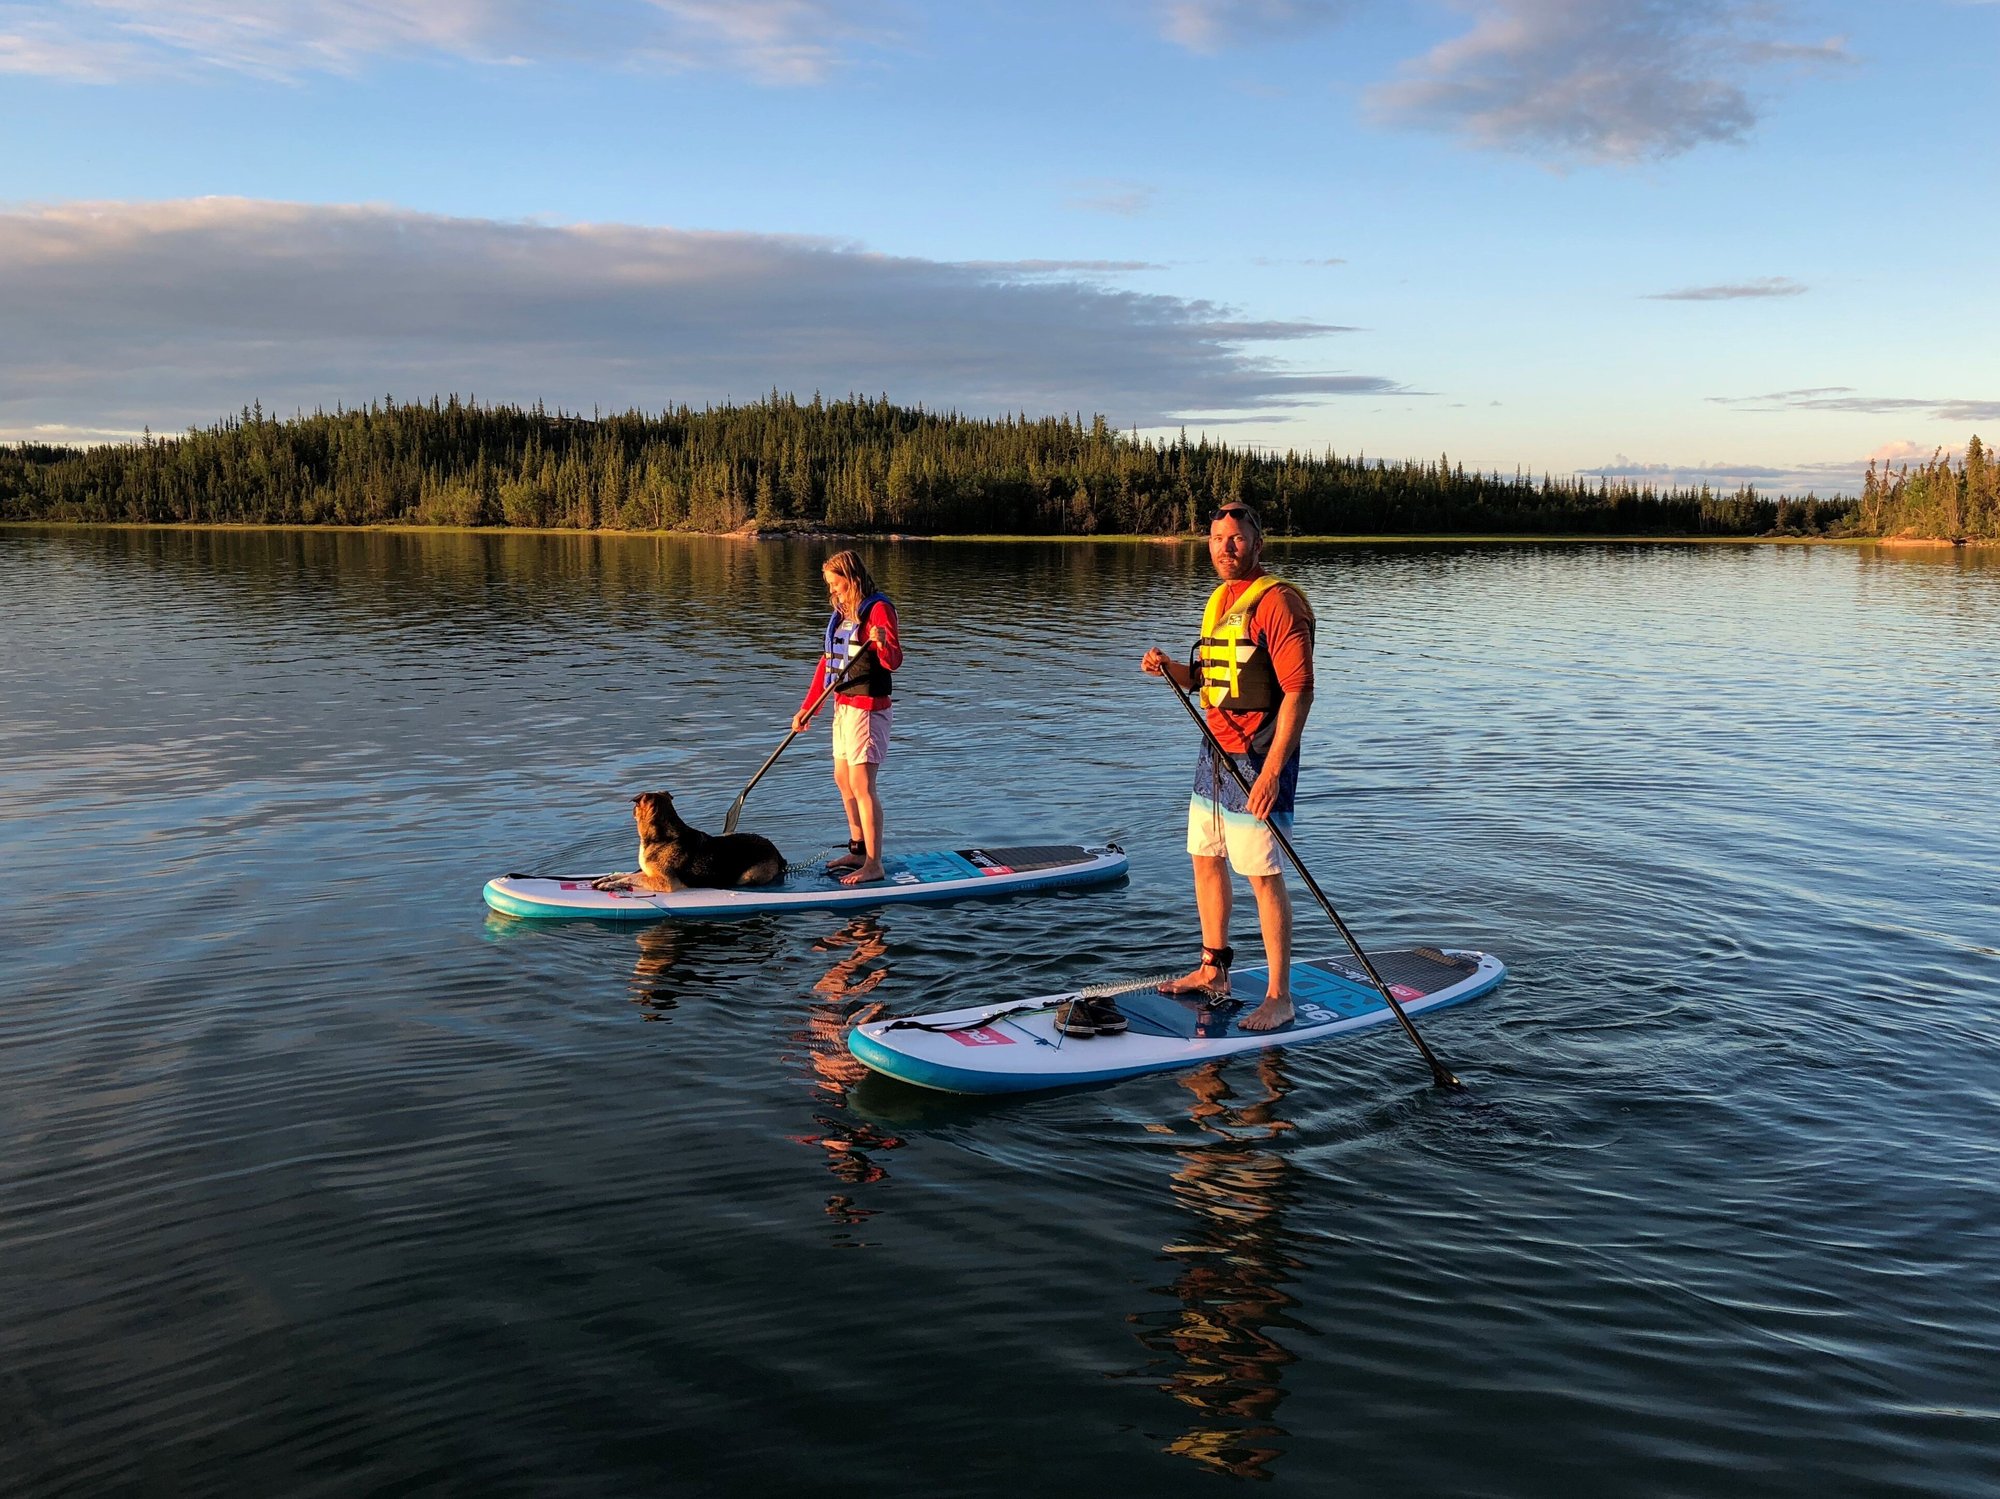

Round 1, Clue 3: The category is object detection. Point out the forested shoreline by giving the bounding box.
[1855,439,1999,541]
[0,394,1869,537]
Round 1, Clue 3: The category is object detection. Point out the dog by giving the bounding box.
[594,791,785,893]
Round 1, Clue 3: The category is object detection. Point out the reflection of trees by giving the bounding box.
[1133,1054,1302,1481]
[786,918,904,1234]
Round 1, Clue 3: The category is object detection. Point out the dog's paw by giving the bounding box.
[589,873,636,891]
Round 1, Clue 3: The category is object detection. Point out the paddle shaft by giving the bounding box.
[1163,677,1463,1089]
[722,648,872,834]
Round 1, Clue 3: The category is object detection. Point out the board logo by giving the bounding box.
[945,1026,1015,1047]
[1389,983,1424,1001]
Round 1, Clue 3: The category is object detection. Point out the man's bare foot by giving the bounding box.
[1159,962,1229,998]
[838,859,885,886]
[1237,994,1294,1031]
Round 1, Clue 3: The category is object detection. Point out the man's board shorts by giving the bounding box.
[1187,744,1298,877]
[832,703,891,765]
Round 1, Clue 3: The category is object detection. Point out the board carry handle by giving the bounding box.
[1161,677,1464,1090]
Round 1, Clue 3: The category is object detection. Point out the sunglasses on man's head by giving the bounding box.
[1211,504,1261,526]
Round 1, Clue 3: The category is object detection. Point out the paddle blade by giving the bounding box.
[721,796,746,835]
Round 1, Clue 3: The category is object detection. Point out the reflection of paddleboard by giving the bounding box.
[482,843,1128,920]
[847,947,1503,1094]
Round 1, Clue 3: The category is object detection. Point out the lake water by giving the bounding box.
[4,527,1998,1497]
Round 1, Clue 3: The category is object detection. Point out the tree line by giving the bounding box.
[0,394,1860,537]
[1854,438,1998,540]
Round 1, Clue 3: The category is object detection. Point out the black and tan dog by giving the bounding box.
[593,791,785,893]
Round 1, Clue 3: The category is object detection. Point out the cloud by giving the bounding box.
[1158,0,1350,52]
[1643,275,1806,300]
[1712,388,2000,425]
[1062,180,1158,217]
[1578,452,1871,495]
[1368,0,1851,164]
[0,197,1402,440]
[954,258,1165,273]
[1866,439,1965,466]
[0,0,895,84]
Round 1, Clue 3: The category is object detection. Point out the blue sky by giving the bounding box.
[2,0,1993,493]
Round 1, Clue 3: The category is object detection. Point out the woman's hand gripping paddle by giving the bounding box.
[721,649,872,835]
[1161,676,1464,1090]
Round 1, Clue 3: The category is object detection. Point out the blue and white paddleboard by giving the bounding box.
[482,842,1128,920]
[847,947,1503,1093]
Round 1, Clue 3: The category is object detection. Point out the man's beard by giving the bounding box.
[1212,551,1254,579]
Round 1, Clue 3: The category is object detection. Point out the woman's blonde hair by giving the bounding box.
[822,549,878,602]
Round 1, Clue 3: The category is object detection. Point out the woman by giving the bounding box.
[792,550,902,885]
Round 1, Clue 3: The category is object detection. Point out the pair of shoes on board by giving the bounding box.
[1054,997,1129,1038]
[826,838,868,875]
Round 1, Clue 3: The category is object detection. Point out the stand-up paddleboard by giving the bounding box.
[483,843,1128,920]
[847,946,1503,1094]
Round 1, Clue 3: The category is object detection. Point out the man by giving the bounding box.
[1079,502,1316,1036]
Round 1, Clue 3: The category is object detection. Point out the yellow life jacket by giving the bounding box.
[1192,575,1313,713]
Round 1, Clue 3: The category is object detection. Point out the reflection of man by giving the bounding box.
[1142,1056,1298,1481]
[1131,502,1315,1033]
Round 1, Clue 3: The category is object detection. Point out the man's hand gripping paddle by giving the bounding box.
[1161,676,1464,1090]
[721,649,873,835]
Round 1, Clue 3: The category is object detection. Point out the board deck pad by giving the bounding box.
[483,843,1128,920]
[847,947,1503,1093]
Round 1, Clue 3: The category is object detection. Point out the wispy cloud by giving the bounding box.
[0,198,1401,440]
[1062,179,1158,217]
[1644,276,1807,301]
[1368,0,1850,164]
[1712,388,2000,424]
[0,0,898,83]
[954,258,1165,274]
[1158,0,1350,52]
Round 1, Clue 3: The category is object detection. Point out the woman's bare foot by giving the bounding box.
[838,859,885,886]
[826,841,866,874]
[1158,961,1229,998]
[1237,994,1294,1031]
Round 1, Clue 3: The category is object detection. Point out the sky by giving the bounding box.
[2,0,1994,494]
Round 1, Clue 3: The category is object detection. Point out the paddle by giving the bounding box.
[721,648,873,835]
[1161,677,1464,1090]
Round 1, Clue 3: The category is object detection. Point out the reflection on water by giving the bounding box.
[7,527,2000,1497]
[629,923,685,1021]
[789,918,903,1239]
[1135,1055,1303,1481]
